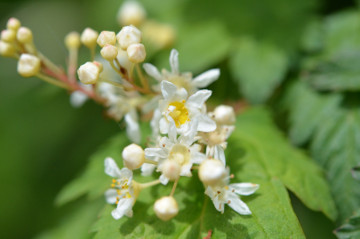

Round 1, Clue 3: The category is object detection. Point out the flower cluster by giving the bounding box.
[1,0,259,222]
[103,44,259,220]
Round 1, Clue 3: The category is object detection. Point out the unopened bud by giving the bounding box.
[0,41,16,57]
[199,159,226,186]
[116,25,141,50]
[7,18,21,31]
[97,31,116,47]
[81,28,98,49]
[101,44,118,61]
[77,61,102,84]
[117,1,146,26]
[162,160,181,181]
[1,29,16,43]
[17,54,41,77]
[127,43,146,63]
[122,143,145,170]
[17,27,33,44]
[65,31,81,50]
[213,105,236,125]
[154,196,179,221]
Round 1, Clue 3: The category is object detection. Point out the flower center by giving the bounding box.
[169,144,190,165]
[168,100,189,127]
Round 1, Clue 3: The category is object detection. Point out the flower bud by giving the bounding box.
[116,25,141,50]
[7,18,21,31]
[17,27,33,44]
[97,31,116,47]
[122,143,145,170]
[81,28,98,49]
[1,29,16,43]
[117,1,146,26]
[154,196,178,221]
[0,41,16,57]
[17,54,41,77]
[127,43,146,63]
[100,44,118,61]
[162,160,181,181]
[77,61,102,84]
[213,105,236,125]
[65,31,81,50]
[199,159,226,186]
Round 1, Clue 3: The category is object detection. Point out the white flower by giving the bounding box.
[143,49,220,94]
[145,119,206,185]
[104,157,139,220]
[205,170,259,215]
[158,80,216,134]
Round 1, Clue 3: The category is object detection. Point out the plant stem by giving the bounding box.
[36,73,70,90]
[170,178,179,197]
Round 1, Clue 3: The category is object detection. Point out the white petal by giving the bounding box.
[180,163,192,176]
[180,118,198,144]
[191,152,206,164]
[105,157,122,178]
[168,118,177,142]
[197,114,217,132]
[186,90,212,109]
[159,117,169,134]
[229,183,259,196]
[150,108,161,137]
[169,49,179,74]
[161,80,177,100]
[70,91,88,108]
[192,68,220,88]
[119,167,133,181]
[206,187,224,213]
[105,189,118,204]
[143,63,162,81]
[141,163,156,176]
[159,174,169,185]
[145,148,167,158]
[125,110,141,144]
[227,192,252,215]
[215,145,226,165]
[111,198,133,220]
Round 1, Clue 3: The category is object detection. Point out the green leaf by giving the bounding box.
[91,107,335,238]
[36,199,104,239]
[302,10,360,91]
[284,80,360,223]
[231,107,337,221]
[229,37,288,103]
[181,0,318,52]
[335,210,360,239]
[55,133,130,206]
[156,21,232,73]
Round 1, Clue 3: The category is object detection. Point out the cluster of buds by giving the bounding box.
[1,1,259,222]
[1,18,40,77]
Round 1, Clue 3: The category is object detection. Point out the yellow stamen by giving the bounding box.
[168,101,189,127]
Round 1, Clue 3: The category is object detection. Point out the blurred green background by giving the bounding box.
[0,0,357,238]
